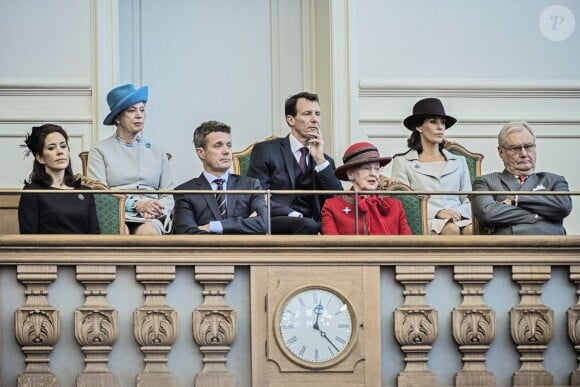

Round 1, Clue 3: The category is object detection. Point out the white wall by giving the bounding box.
[117,0,311,186]
[0,0,94,186]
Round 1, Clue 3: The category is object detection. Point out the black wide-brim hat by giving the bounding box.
[334,142,392,181]
[403,97,457,130]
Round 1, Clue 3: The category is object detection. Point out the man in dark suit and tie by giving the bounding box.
[248,91,343,234]
[472,121,572,235]
[174,121,267,234]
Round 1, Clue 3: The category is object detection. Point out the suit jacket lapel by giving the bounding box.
[196,174,222,219]
[500,170,520,191]
[521,173,537,191]
[281,136,297,189]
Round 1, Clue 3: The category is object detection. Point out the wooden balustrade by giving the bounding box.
[1,234,580,386]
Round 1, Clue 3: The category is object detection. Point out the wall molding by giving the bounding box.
[0,84,91,97]
[269,0,282,134]
[367,133,580,139]
[0,117,93,124]
[359,80,580,98]
[91,0,119,142]
[360,115,580,125]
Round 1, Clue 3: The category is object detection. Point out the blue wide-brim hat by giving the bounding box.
[103,84,149,126]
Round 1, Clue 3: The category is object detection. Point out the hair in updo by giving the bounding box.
[21,123,76,187]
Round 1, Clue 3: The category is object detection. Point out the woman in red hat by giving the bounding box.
[321,142,411,235]
[391,98,472,235]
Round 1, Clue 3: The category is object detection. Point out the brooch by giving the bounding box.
[78,194,85,201]
[342,207,351,214]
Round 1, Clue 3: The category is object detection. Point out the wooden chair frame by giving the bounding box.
[442,139,484,180]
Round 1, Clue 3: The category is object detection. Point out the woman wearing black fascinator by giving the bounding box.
[18,123,100,234]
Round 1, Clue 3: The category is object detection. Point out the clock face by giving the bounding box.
[276,286,354,367]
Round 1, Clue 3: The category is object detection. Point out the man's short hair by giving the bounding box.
[284,91,319,117]
[193,120,231,149]
[498,121,535,147]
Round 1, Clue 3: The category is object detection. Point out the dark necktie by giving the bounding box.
[298,147,309,173]
[214,179,227,217]
[518,175,528,187]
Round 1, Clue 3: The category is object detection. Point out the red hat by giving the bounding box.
[334,142,392,181]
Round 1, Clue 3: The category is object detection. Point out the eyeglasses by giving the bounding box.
[501,143,536,154]
[358,165,383,173]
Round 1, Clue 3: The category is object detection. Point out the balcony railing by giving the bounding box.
[1,189,579,386]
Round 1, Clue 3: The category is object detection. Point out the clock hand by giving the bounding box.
[312,302,340,352]
[319,329,340,352]
[313,301,323,330]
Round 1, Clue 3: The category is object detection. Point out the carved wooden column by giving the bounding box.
[568,265,580,385]
[193,265,237,387]
[394,265,438,387]
[134,265,178,387]
[452,265,496,386]
[15,264,60,386]
[511,265,553,386]
[74,265,119,386]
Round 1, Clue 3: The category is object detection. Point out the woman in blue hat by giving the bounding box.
[391,98,472,235]
[87,84,174,235]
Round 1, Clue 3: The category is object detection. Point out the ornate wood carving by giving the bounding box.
[193,265,237,387]
[452,265,496,386]
[74,265,119,386]
[15,264,60,386]
[511,265,553,386]
[134,265,178,387]
[568,265,580,385]
[394,265,438,387]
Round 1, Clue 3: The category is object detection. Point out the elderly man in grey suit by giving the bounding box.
[472,121,572,235]
[174,121,267,234]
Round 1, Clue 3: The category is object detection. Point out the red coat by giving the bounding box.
[321,195,412,235]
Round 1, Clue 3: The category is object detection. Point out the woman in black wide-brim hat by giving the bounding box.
[390,98,473,235]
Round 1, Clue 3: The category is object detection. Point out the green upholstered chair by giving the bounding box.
[378,176,429,235]
[94,192,126,235]
[443,140,484,184]
[78,175,126,235]
[443,140,485,234]
[232,135,277,176]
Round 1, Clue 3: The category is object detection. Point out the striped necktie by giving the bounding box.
[214,179,227,217]
[518,175,528,186]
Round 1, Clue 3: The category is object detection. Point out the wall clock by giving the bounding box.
[275,286,355,368]
[251,266,381,386]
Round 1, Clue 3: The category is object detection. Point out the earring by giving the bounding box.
[348,175,354,182]
[115,120,120,124]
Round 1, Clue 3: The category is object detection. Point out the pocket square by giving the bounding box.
[532,184,546,191]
